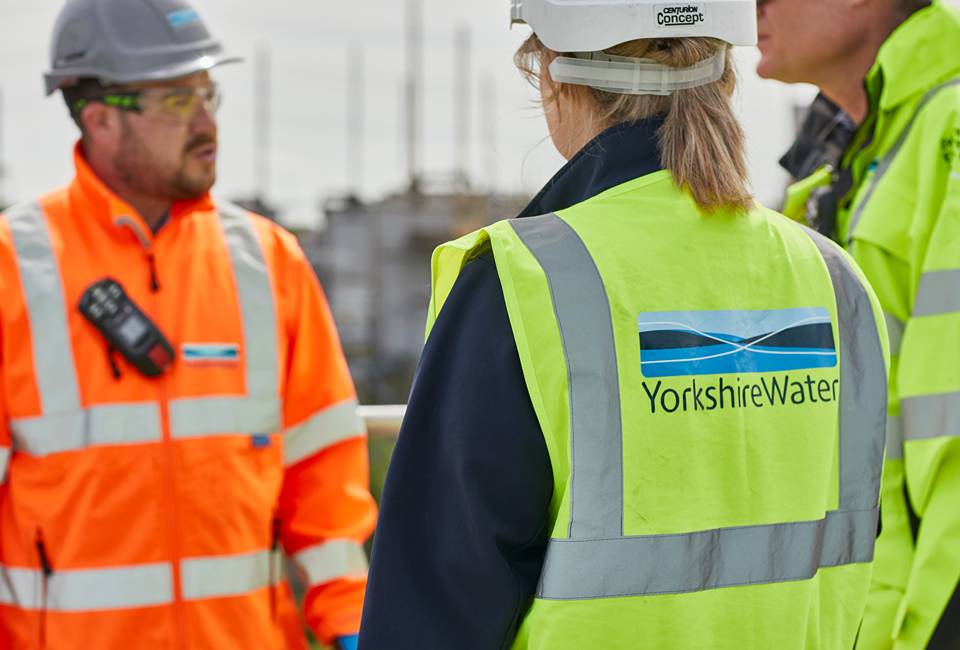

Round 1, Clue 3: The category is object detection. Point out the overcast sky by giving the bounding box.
[1,0,826,226]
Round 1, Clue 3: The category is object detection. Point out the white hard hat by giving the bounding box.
[511,0,758,52]
[511,0,756,96]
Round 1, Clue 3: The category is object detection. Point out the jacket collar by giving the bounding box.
[518,117,665,218]
[867,1,960,112]
[68,142,216,246]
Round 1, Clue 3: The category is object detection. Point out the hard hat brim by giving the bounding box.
[45,53,244,96]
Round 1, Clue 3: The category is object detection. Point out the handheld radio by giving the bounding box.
[78,278,175,378]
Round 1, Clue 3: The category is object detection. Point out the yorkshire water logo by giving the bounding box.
[639,308,836,378]
[638,308,838,414]
[656,3,706,27]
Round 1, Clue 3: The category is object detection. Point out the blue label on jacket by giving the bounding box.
[182,343,240,363]
[638,308,836,378]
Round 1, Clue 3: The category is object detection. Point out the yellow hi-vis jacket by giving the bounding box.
[784,3,960,647]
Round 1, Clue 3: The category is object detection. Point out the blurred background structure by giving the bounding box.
[10,0,950,403]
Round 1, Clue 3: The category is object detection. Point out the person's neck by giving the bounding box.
[816,14,904,124]
[84,146,172,231]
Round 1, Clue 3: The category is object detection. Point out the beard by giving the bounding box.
[114,118,217,201]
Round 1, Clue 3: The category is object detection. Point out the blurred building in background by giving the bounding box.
[306,182,526,404]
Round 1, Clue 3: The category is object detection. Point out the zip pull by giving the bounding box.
[106,346,123,381]
[35,529,52,578]
[272,517,282,552]
[146,253,160,293]
[269,516,281,621]
[35,528,52,649]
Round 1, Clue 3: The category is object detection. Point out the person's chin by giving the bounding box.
[177,172,216,199]
[755,54,781,81]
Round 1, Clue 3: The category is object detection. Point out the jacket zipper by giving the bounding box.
[35,528,52,649]
[144,244,187,650]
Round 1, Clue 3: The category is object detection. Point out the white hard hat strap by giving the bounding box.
[548,50,726,96]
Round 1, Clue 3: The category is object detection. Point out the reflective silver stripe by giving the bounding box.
[168,395,281,439]
[886,415,904,460]
[510,214,624,539]
[913,270,960,317]
[538,509,879,599]
[0,448,9,483]
[902,391,960,440]
[284,399,365,467]
[520,215,886,599]
[217,202,279,400]
[10,403,161,457]
[885,312,904,357]
[5,202,81,415]
[0,563,172,611]
[847,79,960,243]
[291,539,368,588]
[162,203,283,441]
[803,228,888,510]
[181,550,281,601]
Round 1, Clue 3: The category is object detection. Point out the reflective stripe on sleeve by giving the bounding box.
[284,399,365,467]
[290,539,368,588]
[10,403,161,457]
[180,549,281,601]
[885,313,904,357]
[168,395,282,440]
[5,201,81,416]
[0,562,172,611]
[902,391,960,441]
[538,509,879,599]
[0,447,9,483]
[913,270,960,317]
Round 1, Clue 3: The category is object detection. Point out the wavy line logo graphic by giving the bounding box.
[638,308,837,378]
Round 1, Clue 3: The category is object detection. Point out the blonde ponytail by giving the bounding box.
[516,36,752,213]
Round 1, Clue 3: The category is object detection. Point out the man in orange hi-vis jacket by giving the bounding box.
[0,1,376,648]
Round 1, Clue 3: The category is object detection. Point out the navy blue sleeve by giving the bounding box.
[358,252,553,650]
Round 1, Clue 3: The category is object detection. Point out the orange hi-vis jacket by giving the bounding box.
[0,147,377,649]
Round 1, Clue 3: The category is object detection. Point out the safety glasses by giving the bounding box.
[74,84,221,125]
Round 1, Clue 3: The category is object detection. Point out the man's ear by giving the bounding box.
[80,102,119,144]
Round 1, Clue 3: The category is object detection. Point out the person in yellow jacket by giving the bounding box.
[358,1,890,648]
[0,1,375,648]
[758,0,960,647]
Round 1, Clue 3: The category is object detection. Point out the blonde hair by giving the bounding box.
[516,36,752,213]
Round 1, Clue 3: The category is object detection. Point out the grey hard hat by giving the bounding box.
[44,0,241,96]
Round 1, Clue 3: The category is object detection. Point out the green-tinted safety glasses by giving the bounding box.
[73,84,222,125]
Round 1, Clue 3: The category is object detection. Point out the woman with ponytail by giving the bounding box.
[359,3,890,649]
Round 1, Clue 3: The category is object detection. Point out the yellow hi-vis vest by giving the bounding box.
[427,172,890,649]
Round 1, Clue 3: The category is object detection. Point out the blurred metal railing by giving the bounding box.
[359,405,406,439]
